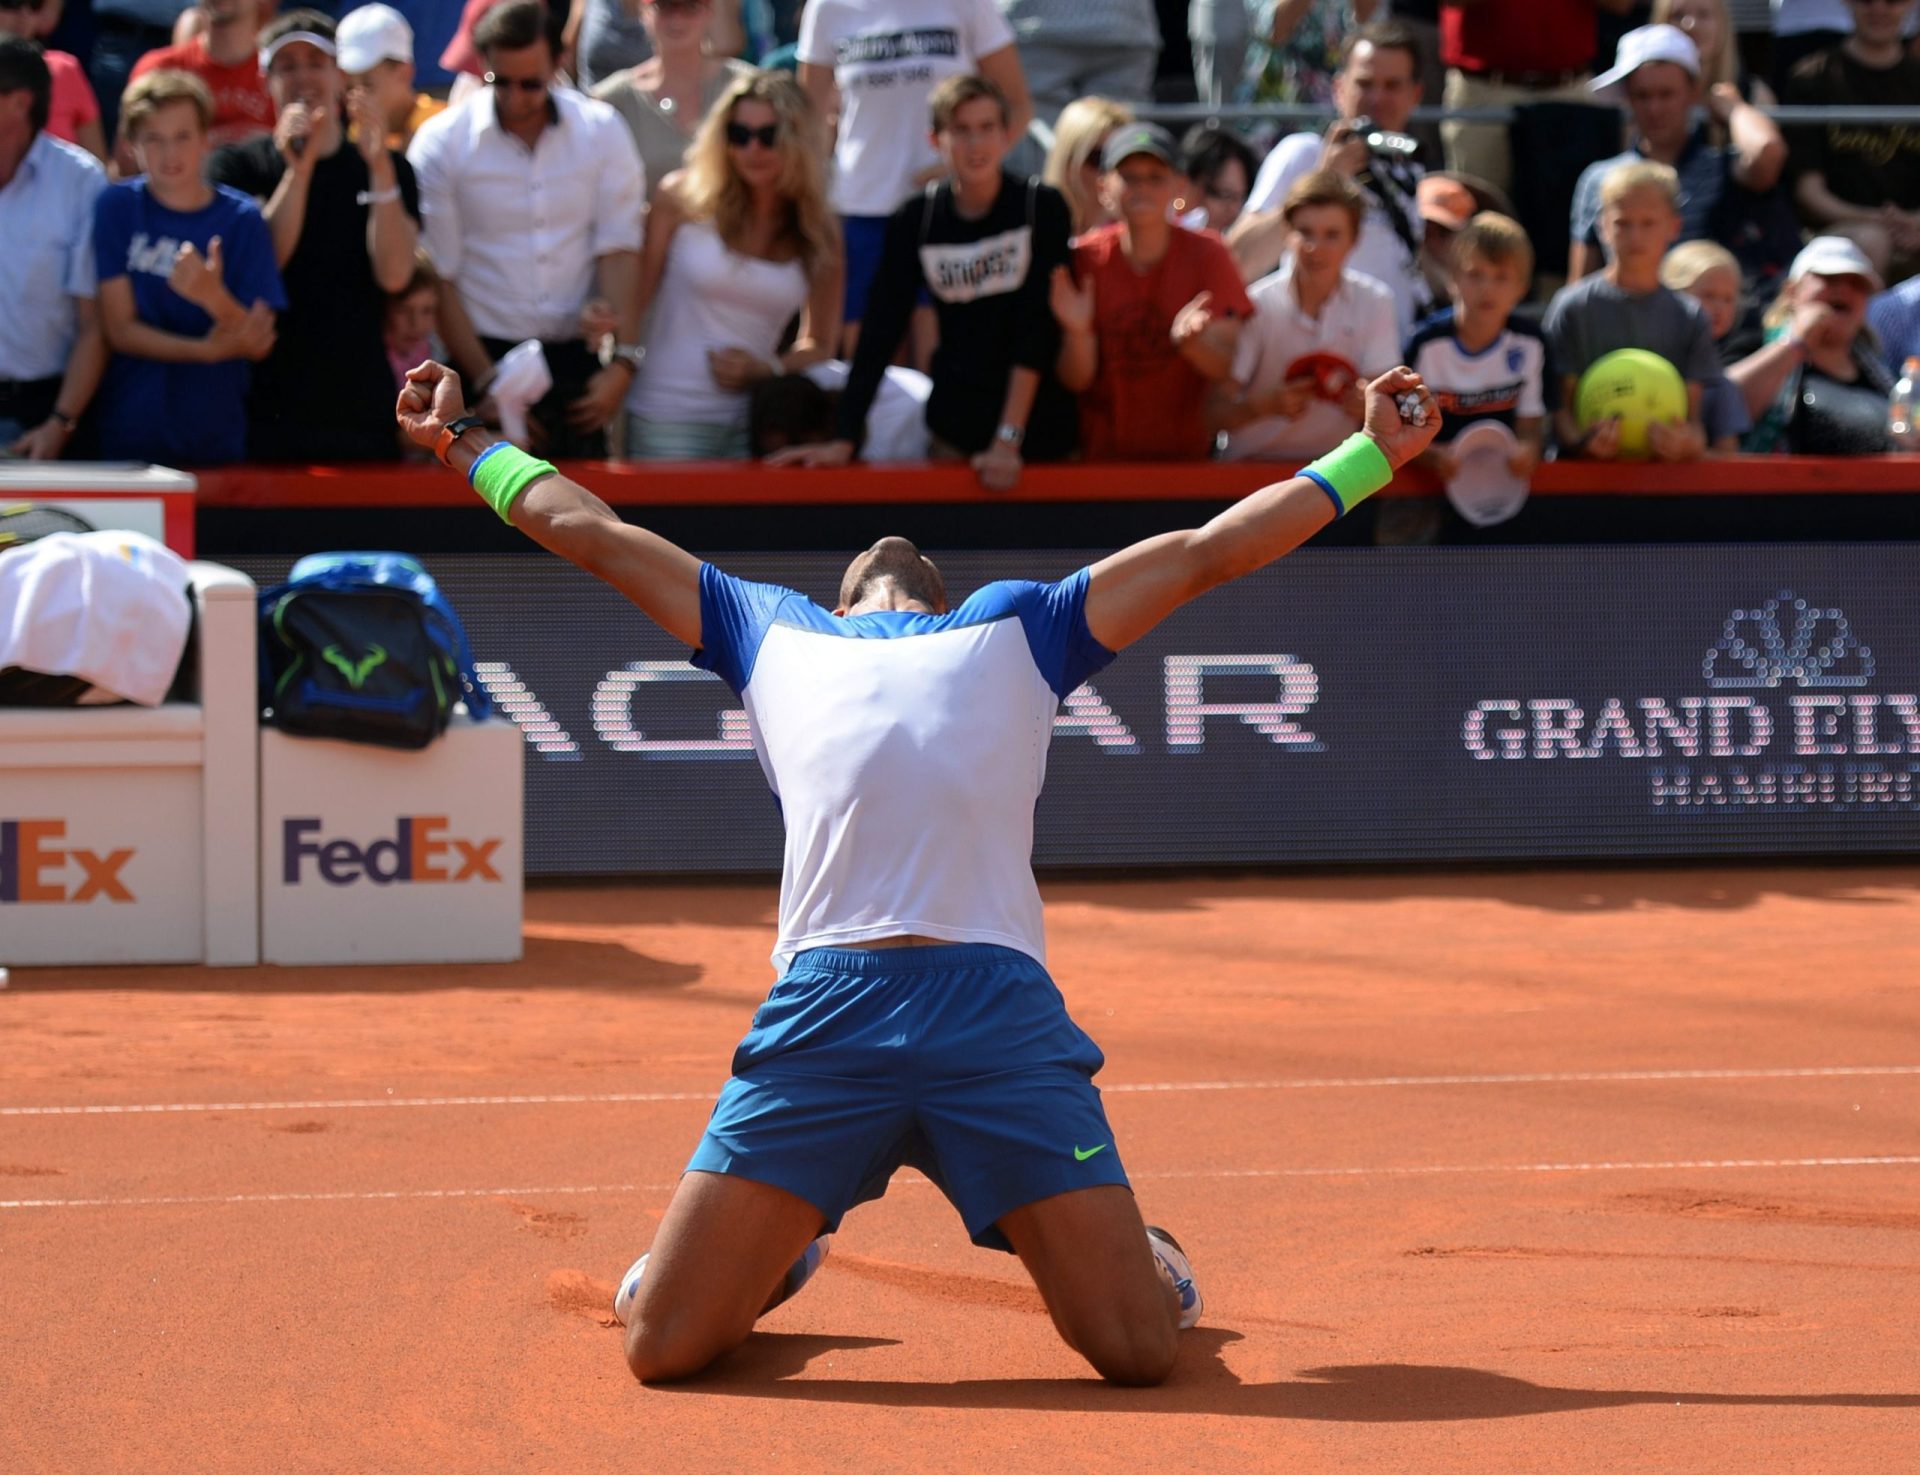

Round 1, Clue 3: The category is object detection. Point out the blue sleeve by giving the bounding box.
[1009,568,1117,701]
[92,184,132,284]
[688,561,800,695]
[220,194,288,311]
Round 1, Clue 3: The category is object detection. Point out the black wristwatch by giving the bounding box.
[435,413,488,467]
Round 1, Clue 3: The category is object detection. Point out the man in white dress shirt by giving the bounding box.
[406,0,643,457]
[0,37,107,459]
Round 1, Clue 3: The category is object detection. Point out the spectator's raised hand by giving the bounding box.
[1048,266,1095,334]
[204,299,277,363]
[346,86,386,165]
[1170,289,1217,349]
[1789,296,1845,352]
[971,439,1022,491]
[765,438,854,468]
[1359,366,1442,468]
[9,418,72,462]
[1578,416,1622,461]
[567,363,629,432]
[578,297,619,348]
[275,101,317,171]
[1319,119,1369,180]
[1646,418,1706,462]
[1265,374,1316,420]
[395,359,468,448]
[168,236,224,309]
[707,347,776,392]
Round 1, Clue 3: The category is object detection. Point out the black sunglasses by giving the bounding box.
[725,120,780,149]
[484,71,548,93]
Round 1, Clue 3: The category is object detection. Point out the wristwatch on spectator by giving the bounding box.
[994,422,1024,449]
[611,343,645,375]
[435,413,489,467]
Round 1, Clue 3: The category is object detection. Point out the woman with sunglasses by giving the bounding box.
[622,70,842,459]
[593,0,752,202]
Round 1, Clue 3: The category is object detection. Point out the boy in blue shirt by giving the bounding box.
[93,69,283,465]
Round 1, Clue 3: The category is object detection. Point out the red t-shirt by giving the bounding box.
[129,36,274,147]
[46,50,100,147]
[1073,224,1256,462]
[1441,0,1596,76]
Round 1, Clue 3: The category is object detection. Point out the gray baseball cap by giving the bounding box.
[1101,122,1179,172]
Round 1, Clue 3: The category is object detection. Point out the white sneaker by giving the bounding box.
[610,1235,833,1328]
[1146,1225,1203,1330]
[612,1251,650,1327]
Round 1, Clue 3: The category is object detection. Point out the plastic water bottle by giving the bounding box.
[1891,357,1920,451]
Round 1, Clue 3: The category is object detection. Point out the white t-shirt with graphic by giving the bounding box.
[798,0,1016,217]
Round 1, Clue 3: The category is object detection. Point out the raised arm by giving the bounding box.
[397,360,704,646]
[1082,368,1438,651]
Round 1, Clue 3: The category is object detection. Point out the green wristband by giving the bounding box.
[1301,433,1393,516]
[469,443,558,524]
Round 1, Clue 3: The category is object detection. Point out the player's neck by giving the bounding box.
[842,582,938,616]
[1843,34,1903,68]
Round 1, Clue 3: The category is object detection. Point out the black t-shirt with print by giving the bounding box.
[209,132,421,461]
[838,171,1076,460]
[1784,47,1920,212]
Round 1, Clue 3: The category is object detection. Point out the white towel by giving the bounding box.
[0,531,192,705]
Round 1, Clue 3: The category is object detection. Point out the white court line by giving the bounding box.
[4,1065,1918,1118]
[4,1156,1918,1211]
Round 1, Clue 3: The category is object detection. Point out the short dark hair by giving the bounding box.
[749,374,835,458]
[928,73,1008,132]
[475,0,554,59]
[838,536,946,612]
[1180,124,1255,190]
[1340,21,1421,73]
[0,36,52,137]
[260,9,338,51]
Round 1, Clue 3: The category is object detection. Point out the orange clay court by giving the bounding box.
[2,866,1917,1473]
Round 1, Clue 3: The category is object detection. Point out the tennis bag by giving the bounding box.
[259,552,492,749]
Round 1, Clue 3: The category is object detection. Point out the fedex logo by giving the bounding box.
[0,820,135,903]
[283,816,502,886]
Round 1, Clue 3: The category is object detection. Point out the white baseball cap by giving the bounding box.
[336,3,415,74]
[1789,235,1885,291]
[1590,25,1701,102]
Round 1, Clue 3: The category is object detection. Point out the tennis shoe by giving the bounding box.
[611,1235,833,1327]
[1146,1225,1203,1330]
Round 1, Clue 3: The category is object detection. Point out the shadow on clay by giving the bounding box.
[667,1329,1920,1419]
[4,933,705,995]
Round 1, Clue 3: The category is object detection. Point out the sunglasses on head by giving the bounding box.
[725,120,780,149]
[483,71,548,93]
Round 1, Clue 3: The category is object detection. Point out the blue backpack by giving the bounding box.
[258,552,492,749]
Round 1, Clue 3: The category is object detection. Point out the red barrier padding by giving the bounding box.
[192,455,1920,509]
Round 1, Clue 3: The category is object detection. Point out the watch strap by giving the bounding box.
[435,413,487,467]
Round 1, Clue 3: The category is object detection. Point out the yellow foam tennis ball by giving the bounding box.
[1575,348,1687,459]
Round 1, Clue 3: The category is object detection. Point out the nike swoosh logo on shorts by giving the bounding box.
[1074,1144,1109,1161]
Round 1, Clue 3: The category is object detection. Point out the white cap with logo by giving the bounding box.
[1590,24,1701,102]
[336,3,415,74]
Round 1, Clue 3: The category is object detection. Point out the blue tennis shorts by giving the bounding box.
[687,943,1131,1252]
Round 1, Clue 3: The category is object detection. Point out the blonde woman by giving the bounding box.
[1043,95,1131,237]
[624,71,842,459]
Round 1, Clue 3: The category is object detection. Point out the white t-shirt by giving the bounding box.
[798,0,1016,217]
[1221,262,1400,462]
[804,358,933,460]
[632,219,809,424]
[692,563,1114,974]
[1245,130,1429,340]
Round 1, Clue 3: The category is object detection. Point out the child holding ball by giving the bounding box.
[1542,162,1716,461]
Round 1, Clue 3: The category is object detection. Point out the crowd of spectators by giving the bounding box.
[3,0,1920,486]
